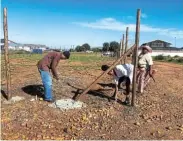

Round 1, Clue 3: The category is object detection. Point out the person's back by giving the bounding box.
[37,51,61,72]
[114,64,134,84]
[101,63,134,105]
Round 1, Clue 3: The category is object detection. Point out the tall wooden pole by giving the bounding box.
[3,8,11,100]
[131,9,141,106]
[120,34,125,64]
[124,27,129,63]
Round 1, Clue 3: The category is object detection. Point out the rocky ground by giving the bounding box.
[1,56,183,140]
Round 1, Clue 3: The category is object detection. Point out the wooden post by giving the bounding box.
[124,27,129,63]
[74,44,136,101]
[120,34,125,64]
[3,8,11,100]
[131,9,141,106]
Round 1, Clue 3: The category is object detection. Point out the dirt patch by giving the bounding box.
[1,56,183,140]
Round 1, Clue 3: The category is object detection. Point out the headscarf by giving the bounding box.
[141,45,152,53]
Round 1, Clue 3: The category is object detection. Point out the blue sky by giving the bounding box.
[1,0,183,48]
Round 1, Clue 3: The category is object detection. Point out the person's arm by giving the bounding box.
[146,54,153,77]
[149,65,153,77]
[51,57,59,80]
[112,76,119,101]
[114,84,118,101]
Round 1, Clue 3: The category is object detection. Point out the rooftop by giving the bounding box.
[145,40,172,45]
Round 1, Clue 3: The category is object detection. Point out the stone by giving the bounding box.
[146,119,152,123]
[21,123,27,127]
[39,98,43,101]
[3,96,25,104]
[177,127,183,131]
[36,134,42,138]
[30,98,35,102]
[134,122,140,126]
[166,126,172,130]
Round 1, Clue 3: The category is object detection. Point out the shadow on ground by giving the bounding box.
[97,82,115,88]
[22,85,44,98]
[1,89,8,100]
[67,82,128,106]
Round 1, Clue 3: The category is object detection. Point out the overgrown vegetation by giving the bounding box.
[153,55,183,64]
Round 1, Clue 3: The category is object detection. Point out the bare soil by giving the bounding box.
[1,57,183,140]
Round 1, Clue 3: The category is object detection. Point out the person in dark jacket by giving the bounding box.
[37,51,70,102]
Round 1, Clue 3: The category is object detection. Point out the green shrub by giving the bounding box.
[177,57,183,63]
[174,55,179,58]
[168,57,173,62]
[9,50,30,54]
[154,55,166,60]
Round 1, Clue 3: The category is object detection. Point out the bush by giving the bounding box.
[154,54,183,64]
[9,50,30,54]
[177,57,183,63]
[174,55,179,58]
[154,55,166,60]
[168,57,173,62]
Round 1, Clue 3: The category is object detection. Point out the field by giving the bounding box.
[1,52,183,140]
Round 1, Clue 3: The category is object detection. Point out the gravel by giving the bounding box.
[48,99,86,110]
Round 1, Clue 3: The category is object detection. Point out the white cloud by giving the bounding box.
[141,13,148,18]
[72,18,183,39]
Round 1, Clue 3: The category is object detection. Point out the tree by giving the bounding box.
[69,48,75,52]
[109,41,120,52]
[75,45,85,52]
[82,43,90,51]
[91,47,102,52]
[75,45,81,52]
[102,42,109,51]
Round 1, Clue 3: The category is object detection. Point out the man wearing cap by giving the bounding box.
[137,44,154,93]
[37,51,70,102]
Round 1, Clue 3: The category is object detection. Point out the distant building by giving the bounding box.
[141,40,182,51]
[1,39,49,52]
[139,40,183,57]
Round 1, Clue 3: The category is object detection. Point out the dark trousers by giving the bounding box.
[118,76,131,95]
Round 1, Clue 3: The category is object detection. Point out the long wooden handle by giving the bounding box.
[74,44,136,101]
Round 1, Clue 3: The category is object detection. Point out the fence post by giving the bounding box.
[131,9,141,106]
[120,34,125,64]
[124,27,129,63]
[3,7,11,100]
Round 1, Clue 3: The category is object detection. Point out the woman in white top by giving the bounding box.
[137,44,154,93]
[101,64,134,105]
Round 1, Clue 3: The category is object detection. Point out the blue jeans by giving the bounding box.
[39,69,52,100]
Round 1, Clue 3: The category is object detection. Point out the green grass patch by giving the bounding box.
[69,52,114,63]
[153,55,183,64]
